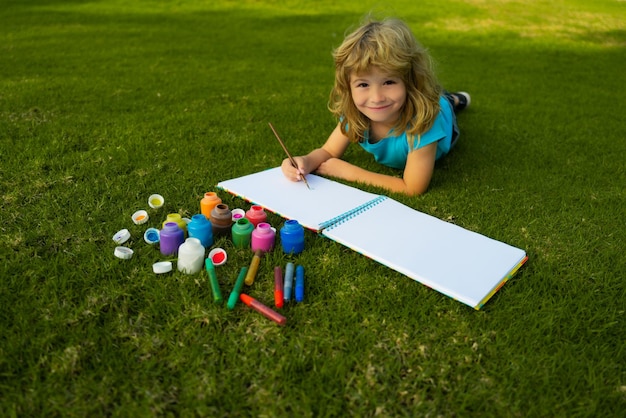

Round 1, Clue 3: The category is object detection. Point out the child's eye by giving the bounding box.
[384,80,397,85]
[356,82,369,88]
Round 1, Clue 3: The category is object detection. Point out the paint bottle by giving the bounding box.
[210,203,232,237]
[251,222,275,253]
[245,205,267,227]
[162,213,187,232]
[231,217,254,248]
[187,213,213,248]
[177,238,206,274]
[280,219,305,254]
[159,222,185,256]
[200,192,221,220]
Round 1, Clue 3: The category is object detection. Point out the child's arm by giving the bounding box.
[281,123,350,182]
[281,123,438,196]
[316,142,437,196]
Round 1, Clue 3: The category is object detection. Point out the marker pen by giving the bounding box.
[274,266,284,308]
[227,266,248,310]
[240,293,286,326]
[244,250,263,286]
[284,262,294,302]
[295,265,305,303]
[205,258,223,304]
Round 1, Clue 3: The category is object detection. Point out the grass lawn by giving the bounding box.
[0,0,624,416]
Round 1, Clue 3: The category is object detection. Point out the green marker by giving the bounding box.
[227,267,248,310]
[205,258,223,304]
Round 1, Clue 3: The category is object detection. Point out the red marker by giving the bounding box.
[274,266,284,308]
[240,293,286,326]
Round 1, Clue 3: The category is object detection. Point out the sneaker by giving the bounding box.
[452,91,471,111]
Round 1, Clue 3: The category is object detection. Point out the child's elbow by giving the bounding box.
[405,186,428,197]
[404,179,431,196]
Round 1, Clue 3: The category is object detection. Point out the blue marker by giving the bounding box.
[284,262,294,302]
[295,265,305,302]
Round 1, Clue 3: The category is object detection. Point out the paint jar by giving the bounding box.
[280,219,305,254]
[210,203,232,236]
[160,222,185,256]
[245,205,267,227]
[162,213,187,232]
[187,214,213,248]
[251,222,275,252]
[231,217,254,248]
[177,238,205,274]
[200,192,221,220]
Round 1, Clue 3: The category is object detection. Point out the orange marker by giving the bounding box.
[274,266,284,308]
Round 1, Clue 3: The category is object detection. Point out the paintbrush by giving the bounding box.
[268,122,311,190]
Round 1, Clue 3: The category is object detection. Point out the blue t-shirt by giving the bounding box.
[359,96,455,169]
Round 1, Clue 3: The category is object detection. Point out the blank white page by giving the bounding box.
[321,198,527,309]
[217,167,380,232]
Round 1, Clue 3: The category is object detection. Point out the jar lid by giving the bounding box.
[231,208,245,221]
[112,229,131,244]
[153,261,173,274]
[114,246,134,259]
[148,194,164,209]
[208,248,227,266]
[132,210,149,225]
[143,228,160,244]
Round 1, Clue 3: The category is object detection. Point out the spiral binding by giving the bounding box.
[319,195,387,231]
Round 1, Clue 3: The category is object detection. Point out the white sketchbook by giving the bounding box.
[217,167,527,309]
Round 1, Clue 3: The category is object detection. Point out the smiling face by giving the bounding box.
[350,66,407,129]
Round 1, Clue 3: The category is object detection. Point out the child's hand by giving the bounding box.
[281,157,308,182]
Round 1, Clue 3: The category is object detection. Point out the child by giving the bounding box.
[281,17,470,196]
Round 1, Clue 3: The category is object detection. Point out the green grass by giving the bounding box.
[1,0,624,416]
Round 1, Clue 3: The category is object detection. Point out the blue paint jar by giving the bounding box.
[187,214,213,248]
[280,219,305,254]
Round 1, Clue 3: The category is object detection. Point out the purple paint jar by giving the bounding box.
[160,222,185,256]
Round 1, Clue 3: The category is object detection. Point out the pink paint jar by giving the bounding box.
[245,205,267,227]
[251,222,275,252]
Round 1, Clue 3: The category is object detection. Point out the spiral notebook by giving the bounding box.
[217,167,528,309]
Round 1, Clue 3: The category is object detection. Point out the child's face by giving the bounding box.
[349,66,406,127]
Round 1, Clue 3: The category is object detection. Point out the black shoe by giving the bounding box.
[450,91,471,111]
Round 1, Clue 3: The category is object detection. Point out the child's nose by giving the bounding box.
[370,87,385,102]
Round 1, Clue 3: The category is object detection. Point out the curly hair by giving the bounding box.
[328,17,442,143]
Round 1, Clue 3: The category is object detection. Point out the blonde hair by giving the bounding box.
[329,17,441,143]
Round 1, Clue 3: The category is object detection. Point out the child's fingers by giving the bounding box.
[282,157,307,182]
